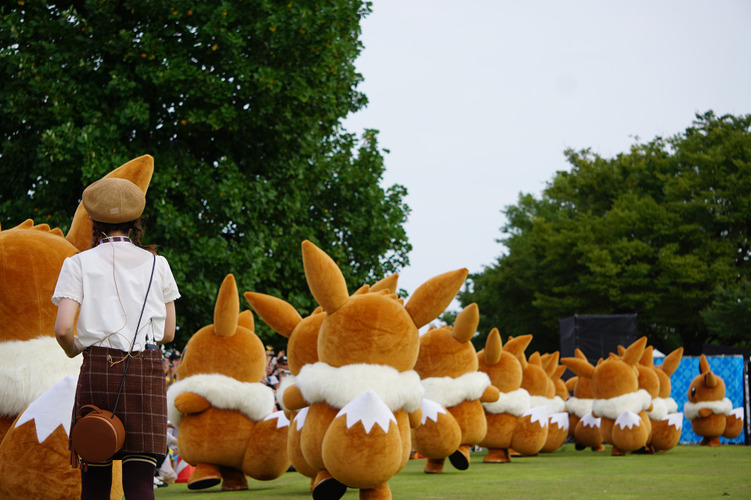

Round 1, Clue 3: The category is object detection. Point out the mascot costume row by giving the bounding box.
[562,337,653,455]
[0,154,747,499]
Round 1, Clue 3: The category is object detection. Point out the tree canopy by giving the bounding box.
[0,0,411,348]
[460,112,751,354]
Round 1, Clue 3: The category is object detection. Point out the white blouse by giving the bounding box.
[52,239,180,352]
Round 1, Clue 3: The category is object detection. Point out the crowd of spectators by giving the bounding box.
[264,346,290,410]
[163,349,181,388]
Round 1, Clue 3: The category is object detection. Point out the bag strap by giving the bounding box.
[112,254,157,416]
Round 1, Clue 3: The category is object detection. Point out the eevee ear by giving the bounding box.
[405,268,468,328]
[518,352,528,369]
[302,240,349,313]
[529,352,543,367]
[565,376,578,392]
[214,274,239,338]
[541,352,552,367]
[574,348,588,361]
[370,274,398,294]
[244,292,302,339]
[660,347,684,376]
[640,346,654,367]
[238,310,254,332]
[705,371,718,388]
[699,354,710,375]
[504,334,533,360]
[561,357,595,379]
[622,336,648,366]
[452,303,479,344]
[543,351,560,376]
[553,364,566,381]
[484,328,502,365]
[617,345,626,356]
[699,354,717,387]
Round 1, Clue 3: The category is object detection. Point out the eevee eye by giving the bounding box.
[691,387,696,398]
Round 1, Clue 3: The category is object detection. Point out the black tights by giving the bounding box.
[81,454,157,500]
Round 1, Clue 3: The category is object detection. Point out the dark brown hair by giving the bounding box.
[91,218,157,253]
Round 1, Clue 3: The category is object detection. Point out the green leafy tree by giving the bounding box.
[461,112,751,354]
[0,0,411,348]
[702,280,751,349]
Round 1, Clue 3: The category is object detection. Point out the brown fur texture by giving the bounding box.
[522,352,553,398]
[511,409,550,455]
[170,275,289,489]
[0,380,124,500]
[636,347,660,399]
[478,331,529,392]
[411,403,462,460]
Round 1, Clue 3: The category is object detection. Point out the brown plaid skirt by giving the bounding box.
[72,346,167,457]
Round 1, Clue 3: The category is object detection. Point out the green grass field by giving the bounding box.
[155,443,751,499]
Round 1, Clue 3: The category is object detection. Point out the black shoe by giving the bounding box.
[448,449,469,470]
[312,476,347,500]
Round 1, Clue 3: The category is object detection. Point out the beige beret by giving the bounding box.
[82,178,146,223]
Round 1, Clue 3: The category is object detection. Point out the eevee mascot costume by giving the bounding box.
[281,240,467,500]
[641,346,683,452]
[411,303,499,474]
[684,354,744,446]
[0,155,155,499]
[244,294,326,487]
[539,351,569,453]
[564,349,604,452]
[245,274,399,489]
[477,331,551,462]
[167,275,290,491]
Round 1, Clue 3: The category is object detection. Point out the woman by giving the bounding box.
[53,177,180,499]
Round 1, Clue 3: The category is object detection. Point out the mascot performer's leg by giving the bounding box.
[320,392,407,500]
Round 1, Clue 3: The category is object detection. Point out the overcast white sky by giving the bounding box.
[342,0,751,318]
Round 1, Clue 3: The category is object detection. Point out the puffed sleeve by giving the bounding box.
[158,255,181,303]
[51,256,83,306]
